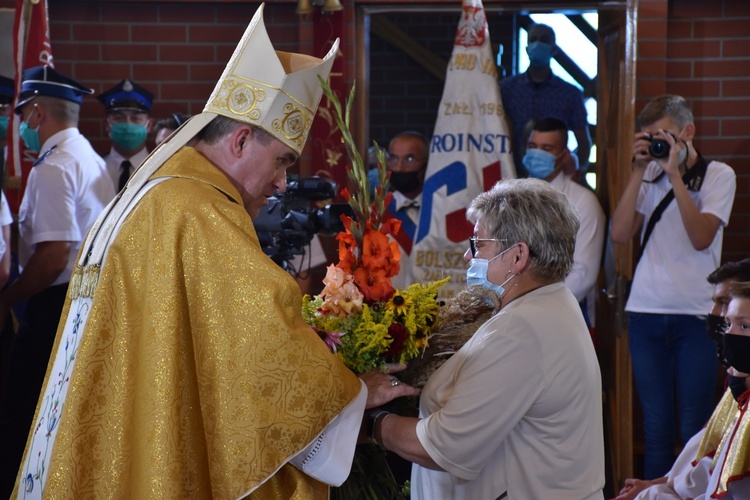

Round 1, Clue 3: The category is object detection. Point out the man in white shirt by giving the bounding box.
[97,79,154,192]
[523,117,605,326]
[0,65,115,499]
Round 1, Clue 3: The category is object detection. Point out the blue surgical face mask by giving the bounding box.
[19,117,41,153]
[522,148,560,179]
[467,245,515,296]
[0,116,8,139]
[109,122,148,152]
[526,41,554,67]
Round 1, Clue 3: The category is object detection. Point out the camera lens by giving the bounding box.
[649,138,670,159]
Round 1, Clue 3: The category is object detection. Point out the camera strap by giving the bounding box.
[637,155,709,263]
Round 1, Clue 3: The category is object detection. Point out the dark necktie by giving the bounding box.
[119,160,132,191]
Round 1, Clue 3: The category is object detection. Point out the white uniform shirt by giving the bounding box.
[626,160,736,315]
[550,173,606,323]
[0,192,13,258]
[412,283,604,500]
[104,146,149,192]
[18,128,116,286]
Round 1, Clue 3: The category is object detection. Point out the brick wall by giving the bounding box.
[1,0,746,260]
[637,0,750,262]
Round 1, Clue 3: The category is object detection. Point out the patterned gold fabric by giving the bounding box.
[711,399,750,497]
[16,147,360,499]
[694,389,739,463]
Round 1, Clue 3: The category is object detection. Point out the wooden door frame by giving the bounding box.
[353,0,639,491]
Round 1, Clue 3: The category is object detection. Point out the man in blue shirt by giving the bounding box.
[500,23,590,178]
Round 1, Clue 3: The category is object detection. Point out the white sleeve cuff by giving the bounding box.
[289,379,367,486]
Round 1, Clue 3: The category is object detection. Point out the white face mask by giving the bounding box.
[466,245,516,295]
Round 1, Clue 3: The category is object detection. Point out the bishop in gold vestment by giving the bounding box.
[15,147,361,499]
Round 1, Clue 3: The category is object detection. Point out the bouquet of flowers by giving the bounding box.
[303,77,449,376]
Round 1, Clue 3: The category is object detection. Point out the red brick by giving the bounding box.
[265,3,300,25]
[188,25,246,44]
[694,20,750,38]
[217,4,263,24]
[695,60,750,79]
[698,137,750,158]
[49,3,100,22]
[150,103,192,118]
[49,22,73,42]
[723,80,750,98]
[639,40,667,58]
[637,79,667,97]
[133,64,189,83]
[639,0,669,20]
[730,194,750,214]
[188,64,225,82]
[666,60,692,78]
[725,3,750,16]
[217,45,240,61]
[693,118,720,136]
[159,3,217,23]
[160,82,215,101]
[693,99,750,118]
[667,40,721,59]
[724,40,750,59]
[54,42,101,62]
[721,119,750,136]
[666,20,692,39]
[637,59,668,78]
[72,24,129,42]
[666,79,720,98]
[668,0,723,18]
[726,214,749,234]
[131,25,186,43]
[103,44,158,62]
[160,44,216,63]
[74,62,132,81]
[101,3,158,23]
[636,19,669,39]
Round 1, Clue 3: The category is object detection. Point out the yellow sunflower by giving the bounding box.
[386,290,412,316]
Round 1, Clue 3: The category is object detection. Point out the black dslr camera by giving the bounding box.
[648,135,671,159]
[253,176,353,270]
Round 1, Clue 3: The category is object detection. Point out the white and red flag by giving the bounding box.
[6,0,54,211]
[406,0,516,297]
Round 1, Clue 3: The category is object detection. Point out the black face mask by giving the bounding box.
[728,374,749,401]
[707,313,728,367]
[388,171,422,194]
[723,333,750,375]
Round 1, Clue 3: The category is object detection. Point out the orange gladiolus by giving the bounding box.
[353,266,395,303]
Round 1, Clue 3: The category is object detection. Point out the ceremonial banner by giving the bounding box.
[406,0,515,297]
[7,0,54,212]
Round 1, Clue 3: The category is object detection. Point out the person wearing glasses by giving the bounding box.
[386,130,428,289]
[611,94,737,479]
[97,79,154,192]
[365,179,605,499]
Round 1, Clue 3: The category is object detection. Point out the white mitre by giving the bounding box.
[204,2,338,155]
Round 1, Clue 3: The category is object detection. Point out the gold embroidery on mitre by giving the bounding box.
[209,78,266,121]
[271,102,311,149]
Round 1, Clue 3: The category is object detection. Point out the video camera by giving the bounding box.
[254,176,352,270]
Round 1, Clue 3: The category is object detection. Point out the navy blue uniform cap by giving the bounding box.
[97,79,153,112]
[14,66,94,112]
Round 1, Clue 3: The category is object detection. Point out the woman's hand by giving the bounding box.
[359,363,420,409]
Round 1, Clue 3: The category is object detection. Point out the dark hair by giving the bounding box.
[707,258,750,285]
[153,112,190,136]
[192,115,273,146]
[729,281,750,300]
[530,117,567,147]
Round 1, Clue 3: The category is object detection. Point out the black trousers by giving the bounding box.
[0,283,68,498]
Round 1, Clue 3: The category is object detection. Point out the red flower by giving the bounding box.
[383,322,407,359]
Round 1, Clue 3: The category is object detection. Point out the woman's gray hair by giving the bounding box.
[466,178,579,282]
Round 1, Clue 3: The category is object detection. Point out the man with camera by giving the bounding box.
[611,95,736,480]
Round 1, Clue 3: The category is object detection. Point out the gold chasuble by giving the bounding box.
[15,147,360,499]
